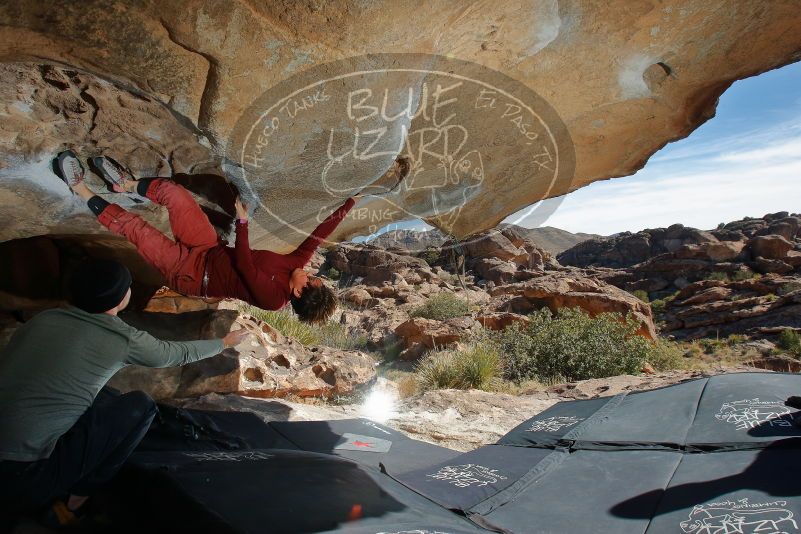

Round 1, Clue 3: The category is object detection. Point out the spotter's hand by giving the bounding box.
[222,328,249,348]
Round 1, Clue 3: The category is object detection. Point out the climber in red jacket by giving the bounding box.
[53,150,408,323]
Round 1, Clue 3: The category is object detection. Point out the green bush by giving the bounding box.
[706,271,730,282]
[416,343,501,391]
[777,329,801,358]
[646,339,686,371]
[326,267,341,281]
[419,248,441,266]
[650,299,667,314]
[410,292,470,321]
[488,308,669,383]
[631,289,650,303]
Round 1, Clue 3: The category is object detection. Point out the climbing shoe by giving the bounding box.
[54,150,85,191]
[90,155,134,193]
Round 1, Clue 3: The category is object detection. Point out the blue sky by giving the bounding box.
[360,60,801,240]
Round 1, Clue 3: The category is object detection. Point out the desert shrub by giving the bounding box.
[317,322,369,350]
[326,267,341,281]
[706,271,730,282]
[765,293,778,302]
[777,329,801,358]
[416,351,461,390]
[380,338,405,362]
[650,299,667,314]
[488,308,669,383]
[410,292,470,320]
[726,334,748,344]
[416,343,501,391]
[649,291,680,314]
[396,374,420,398]
[730,270,759,281]
[697,338,725,354]
[646,339,686,371]
[631,289,650,303]
[778,282,801,296]
[419,248,441,266]
[240,305,319,345]
[239,304,366,349]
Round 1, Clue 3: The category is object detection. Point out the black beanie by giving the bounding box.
[69,260,133,313]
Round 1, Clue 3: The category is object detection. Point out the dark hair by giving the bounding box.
[69,260,132,313]
[290,283,338,323]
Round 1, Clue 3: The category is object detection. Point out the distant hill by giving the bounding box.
[506,225,601,255]
[366,225,598,255]
[367,229,446,250]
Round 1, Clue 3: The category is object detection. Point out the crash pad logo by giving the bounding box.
[184,451,274,462]
[680,498,798,534]
[228,53,575,252]
[526,416,583,433]
[426,464,507,489]
[714,399,793,431]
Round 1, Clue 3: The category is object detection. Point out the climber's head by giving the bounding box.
[289,269,338,323]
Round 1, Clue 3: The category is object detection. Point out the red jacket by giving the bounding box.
[204,198,355,310]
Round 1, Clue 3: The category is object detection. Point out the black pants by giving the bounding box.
[0,389,156,514]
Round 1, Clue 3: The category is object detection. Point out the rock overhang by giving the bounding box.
[0,0,800,250]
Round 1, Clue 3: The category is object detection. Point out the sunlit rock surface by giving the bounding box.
[1,1,800,249]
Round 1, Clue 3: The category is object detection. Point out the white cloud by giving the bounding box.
[508,105,801,235]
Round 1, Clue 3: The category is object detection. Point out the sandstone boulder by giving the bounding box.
[462,231,529,265]
[471,257,518,284]
[752,257,794,275]
[662,275,801,339]
[327,244,430,284]
[394,317,479,358]
[673,241,745,262]
[489,272,657,339]
[340,287,374,307]
[108,310,376,399]
[748,235,794,260]
[475,312,531,331]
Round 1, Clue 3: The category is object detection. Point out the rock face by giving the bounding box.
[394,316,481,360]
[576,213,801,303]
[558,224,719,268]
[108,310,377,400]
[561,214,801,270]
[489,272,658,339]
[1,1,800,248]
[660,276,801,340]
[326,244,433,284]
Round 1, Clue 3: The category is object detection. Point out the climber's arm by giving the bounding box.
[290,197,356,265]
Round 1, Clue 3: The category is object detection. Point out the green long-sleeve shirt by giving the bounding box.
[0,306,224,462]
